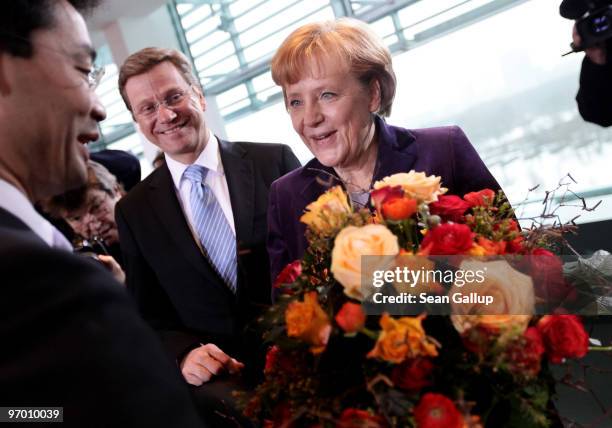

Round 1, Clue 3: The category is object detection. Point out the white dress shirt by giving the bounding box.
[0,178,72,251]
[165,131,236,250]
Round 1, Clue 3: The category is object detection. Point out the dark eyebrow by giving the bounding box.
[162,87,186,97]
[85,45,97,62]
[73,44,96,63]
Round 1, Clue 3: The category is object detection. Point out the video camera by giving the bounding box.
[577,4,612,48]
[561,0,612,49]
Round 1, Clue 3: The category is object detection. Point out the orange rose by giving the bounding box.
[475,237,506,255]
[392,253,442,295]
[382,196,418,221]
[368,313,438,363]
[335,302,366,334]
[285,291,331,354]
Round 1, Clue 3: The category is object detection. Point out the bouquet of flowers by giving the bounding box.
[242,171,609,428]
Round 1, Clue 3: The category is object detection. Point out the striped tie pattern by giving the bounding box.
[183,165,237,293]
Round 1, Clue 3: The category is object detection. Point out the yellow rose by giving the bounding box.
[367,313,438,363]
[285,291,331,354]
[450,260,534,335]
[331,224,399,301]
[373,171,447,203]
[300,186,352,234]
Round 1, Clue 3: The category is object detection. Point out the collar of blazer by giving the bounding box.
[298,116,418,198]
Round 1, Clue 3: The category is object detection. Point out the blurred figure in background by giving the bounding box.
[43,160,125,267]
[561,0,612,126]
[90,148,142,191]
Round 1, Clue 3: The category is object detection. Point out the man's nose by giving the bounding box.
[91,93,107,122]
[157,104,177,123]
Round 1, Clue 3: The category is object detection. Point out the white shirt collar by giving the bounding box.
[165,129,224,189]
[0,178,57,247]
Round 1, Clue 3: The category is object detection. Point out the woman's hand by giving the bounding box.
[98,254,126,285]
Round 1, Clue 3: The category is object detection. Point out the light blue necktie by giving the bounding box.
[183,165,237,293]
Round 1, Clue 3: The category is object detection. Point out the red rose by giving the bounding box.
[382,196,417,221]
[265,402,293,428]
[528,248,575,304]
[264,345,280,374]
[371,185,403,212]
[264,346,300,376]
[420,223,474,255]
[273,260,302,289]
[391,358,434,391]
[429,195,471,222]
[463,189,496,207]
[505,236,525,254]
[335,302,366,334]
[502,327,545,377]
[414,393,464,428]
[506,219,520,232]
[337,408,386,428]
[537,315,589,363]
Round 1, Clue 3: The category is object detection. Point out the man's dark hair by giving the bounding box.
[0,0,101,57]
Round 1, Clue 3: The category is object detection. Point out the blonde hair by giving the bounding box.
[118,47,200,112]
[271,18,396,116]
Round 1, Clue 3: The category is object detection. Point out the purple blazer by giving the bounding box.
[267,116,502,281]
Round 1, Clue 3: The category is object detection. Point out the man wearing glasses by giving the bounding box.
[0,1,204,426]
[115,48,300,391]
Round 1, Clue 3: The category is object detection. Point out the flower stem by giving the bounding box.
[589,346,612,351]
[361,327,378,340]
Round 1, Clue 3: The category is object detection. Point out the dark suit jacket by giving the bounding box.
[115,140,300,363]
[0,208,203,428]
[267,116,503,280]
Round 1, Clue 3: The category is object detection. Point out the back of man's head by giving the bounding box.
[0,0,100,57]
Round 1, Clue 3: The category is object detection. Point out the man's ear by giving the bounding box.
[0,52,13,96]
[368,78,381,113]
[193,86,206,111]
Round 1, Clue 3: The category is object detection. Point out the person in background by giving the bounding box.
[43,160,126,268]
[90,148,142,191]
[561,0,612,126]
[266,18,503,280]
[0,1,205,426]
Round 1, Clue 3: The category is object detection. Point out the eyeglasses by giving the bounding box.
[135,88,192,119]
[88,65,105,90]
[66,190,112,223]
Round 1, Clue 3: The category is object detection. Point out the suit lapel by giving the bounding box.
[219,139,254,247]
